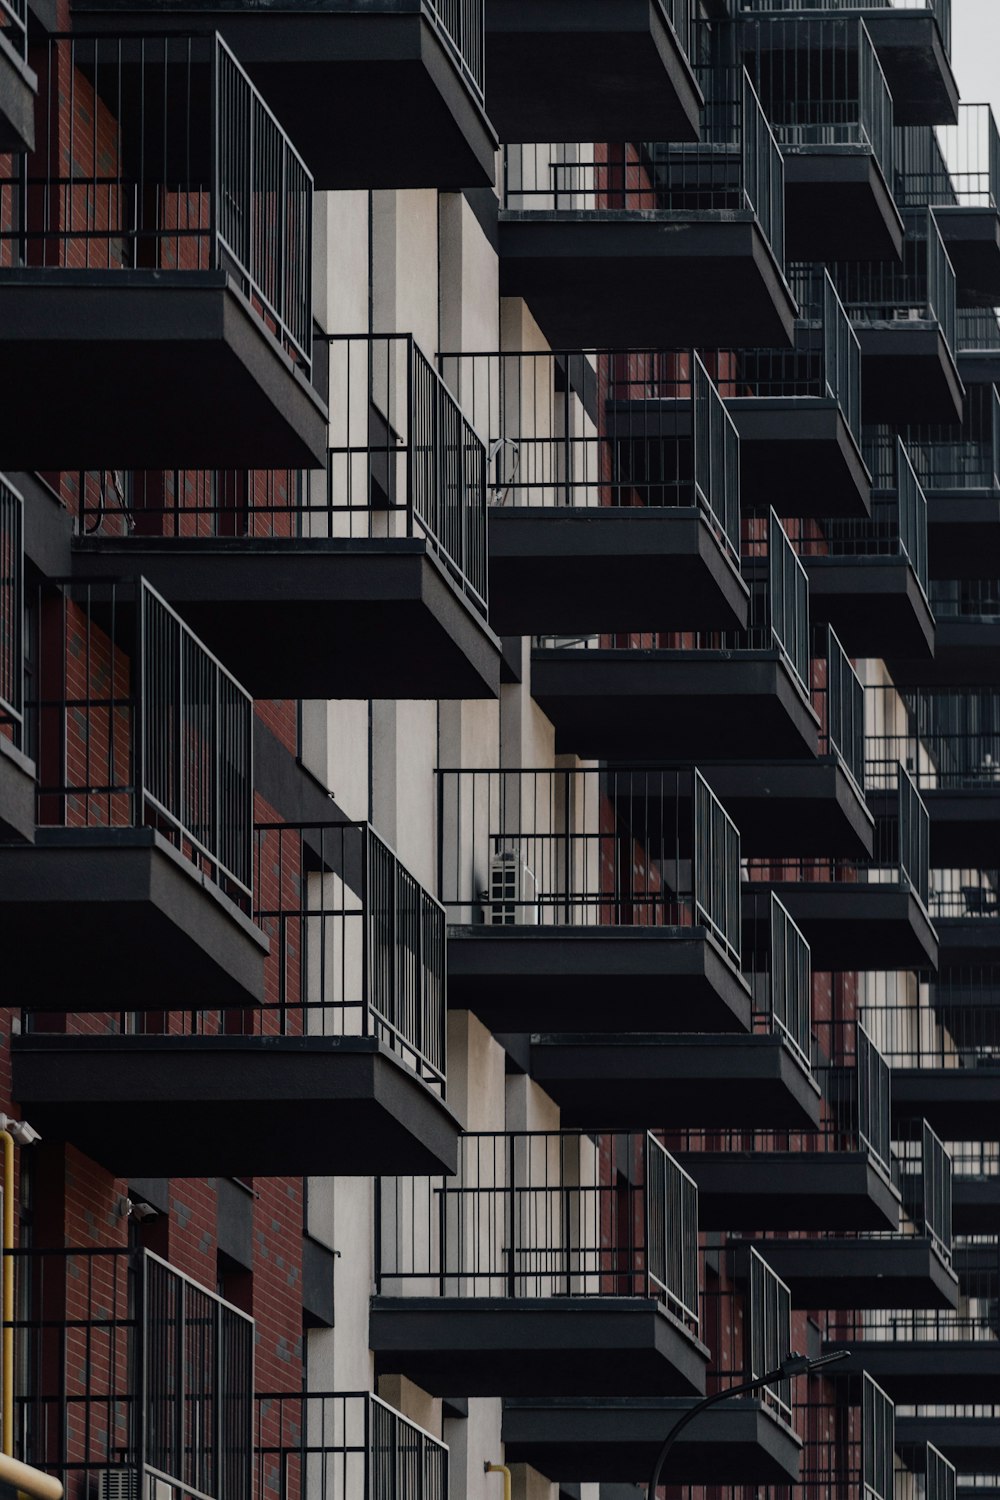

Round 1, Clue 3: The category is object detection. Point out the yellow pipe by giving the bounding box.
[484,1462,512,1500]
[1,1130,13,1460]
[0,1453,63,1500]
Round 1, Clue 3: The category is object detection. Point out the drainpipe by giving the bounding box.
[484,1461,512,1500]
[1,1127,13,1460]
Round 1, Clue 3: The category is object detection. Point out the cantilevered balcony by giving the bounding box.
[950,1141,1000,1234]
[823,208,964,424]
[0,577,268,1008]
[896,1413,1000,1473]
[741,15,903,260]
[0,0,35,152]
[752,1117,959,1309]
[10,1245,257,1500]
[484,0,702,144]
[501,1250,802,1485]
[439,765,749,1033]
[675,1024,902,1230]
[955,307,1000,388]
[437,349,748,635]
[927,869,1000,969]
[738,0,958,126]
[531,512,819,761]
[66,0,497,190]
[498,69,796,349]
[14,817,459,1176]
[866,687,1000,866]
[527,893,821,1130]
[893,386,1000,579]
[743,764,937,970]
[702,625,874,859]
[370,1131,710,1396]
[896,108,1000,307]
[257,1392,448,1500]
[714,269,872,518]
[0,35,325,470]
[72,335,501,700]
[0,475,34,843]
[786,441,934,659]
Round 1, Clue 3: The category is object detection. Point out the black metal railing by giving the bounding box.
[502,67,785,266]
[930,578,1000,619]
[0,0,27,64]
[828,1247,999,1341]
[748,1247,794,1425]
[255,1390,448,1500]
[426,0,484,101]
[764,508,813,691]
[10,1246,254,1500]
[937,105,1000,210]
[436,765,742,967]
[958,307,1000,351]
[871,383,1000,492]
[0,34,313,373]
[858,1020,893,1175]
[894,123,960,210]
[760,893,813,1072]
[864,983,1000,1077]
[894,1117,954,1262]
[376,1131,701,1332]
[736,0,952,51]
[437,348,741,561]
[820,623,865,790]
[928,870,1000,920]
[866,686,1000,792]
[29,578,254,900]
[743,16,893,187]
[0,474,23,752]
[804,439,929,596]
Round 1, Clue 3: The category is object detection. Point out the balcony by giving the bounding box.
[787,440,934,659]
[866,986,1000,1139]
[500,1250,802,1485]
[898,386,1000,578]
[738,0,958,127]
[824,208,964,424]
[439,765,749,1034]
[370,1130,710,1396]
[742,764,938,970]
[928,870,1000,969]
[525,893,822,1130]
[896,1415,1000,1472]
[0,35,325,470]
[740,16,903,261]
[14,817,459,1176]
[0,475,33,843]
[0,0,34,152]
[946,1138,1000,1234]
[896,107,1000,307]
[498,69,796,350]
[956,308,1000,386]
[437,349,748,635]
[484,0,702,144]
[717,270,872,519]
[530,512,819,761]
[674,1024,902,1230]
[258,1392,448,1500]
[702,626,874,859]
[72,335,501,701]
[0,577,268,1009]
[66,0,496,190]
[751,1118,959,1309]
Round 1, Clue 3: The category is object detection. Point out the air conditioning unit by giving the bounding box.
[96,1469,138,1500]
[485,845,538,926]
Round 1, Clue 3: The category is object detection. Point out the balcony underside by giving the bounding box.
[889,619,1000,686]
[757,1237,959,1311]
[890,1068,1000,1138]
[445,928,752,1034]
[484,0,702,143]
[858,325,964,426]
[861,10,959,126]
[0,736,35,844]
[0,270,327,469]
[927,493,1000,578]
[822,1342,1000,1404]
[674,1151,901,1231]
[804,556,935,659]
[12,1033,459,1176]
[67,5,496,189]
[936,207,1000,309]
[0,828,266,1009]
[925,790,1000,868]
[896,1417,1000,1469]
[783,150,903,263]
[71,537,501,700]
[937,917,1000,967]
[525,1034,823,1130]
[700,759,874,859]
[369,1297,708,1397]
[530,650,819,761]
[0,34,36,153]
[486,508,749,635]
[501,1397,802,1485]
[498,214,798,349]
[727,398,872,519]
[743,881,940,971]
[952,1175,1000,1235]
[958,351,1000,388]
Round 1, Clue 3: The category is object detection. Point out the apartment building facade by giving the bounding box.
[0,3,997,1500]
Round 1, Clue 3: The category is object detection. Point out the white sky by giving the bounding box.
[951,0,1000,113]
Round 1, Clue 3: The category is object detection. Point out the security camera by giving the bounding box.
[8,1121,41,1147]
